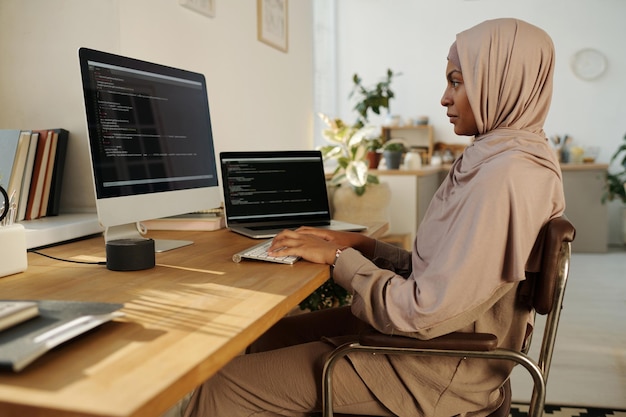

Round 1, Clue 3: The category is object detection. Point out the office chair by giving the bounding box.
[321,216,576,417]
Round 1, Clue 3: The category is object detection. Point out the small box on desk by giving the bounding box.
[0,224,27,278]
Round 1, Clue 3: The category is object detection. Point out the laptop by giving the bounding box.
[220,150,367,238]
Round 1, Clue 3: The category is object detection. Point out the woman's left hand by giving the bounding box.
[268,229,340,265]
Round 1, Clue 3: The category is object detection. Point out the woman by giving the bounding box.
[182,18,565,417]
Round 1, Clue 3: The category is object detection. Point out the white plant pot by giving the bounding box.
[331,182,391,231]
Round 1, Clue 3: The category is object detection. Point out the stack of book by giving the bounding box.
[0,300,124,372]
[142,210,225,231]
[0,128,69,221]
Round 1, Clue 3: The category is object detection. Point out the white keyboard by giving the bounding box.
[232,239,300,265]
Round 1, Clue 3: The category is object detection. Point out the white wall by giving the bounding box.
[1,0,623,245]
[323,0,626,245]
[0,0,313,213]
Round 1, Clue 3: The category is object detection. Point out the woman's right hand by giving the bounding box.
[268,229,339,264]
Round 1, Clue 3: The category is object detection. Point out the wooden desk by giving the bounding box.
[0,224,383,417]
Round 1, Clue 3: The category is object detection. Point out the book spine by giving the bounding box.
[38,131,59,218]
[17,132,40,222]
[46,129,69,216]
[25,130,51,221]
[7,131,32,217]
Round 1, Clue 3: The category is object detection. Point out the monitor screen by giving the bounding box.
[78,48,221,251]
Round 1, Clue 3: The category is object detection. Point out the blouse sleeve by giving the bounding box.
[370,240,412,278]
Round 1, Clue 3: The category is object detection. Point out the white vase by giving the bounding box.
[403,150,422,170]
[331,182,391,230]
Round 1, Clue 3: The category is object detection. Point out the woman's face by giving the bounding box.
[441,61,478,137]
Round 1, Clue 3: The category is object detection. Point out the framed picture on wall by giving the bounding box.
[180,0,215,18]
[257,0,288,52]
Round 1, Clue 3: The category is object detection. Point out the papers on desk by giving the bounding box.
[0,300,124,372]
[0,301,39,332]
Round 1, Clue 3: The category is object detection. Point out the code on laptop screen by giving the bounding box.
[221,152,331,224]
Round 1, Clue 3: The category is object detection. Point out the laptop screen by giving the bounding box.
[220,151,332,227]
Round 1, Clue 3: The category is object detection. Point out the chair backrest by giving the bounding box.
[527,216,576,314]
[524,216,576,383]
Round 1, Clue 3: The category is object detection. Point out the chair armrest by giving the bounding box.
[359,332,499,351]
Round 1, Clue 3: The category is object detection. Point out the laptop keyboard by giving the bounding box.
[232,239,300,265]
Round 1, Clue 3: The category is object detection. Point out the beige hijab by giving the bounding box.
[458,19,555,136]
[382,19,565,335]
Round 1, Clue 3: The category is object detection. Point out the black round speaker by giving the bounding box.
[106,238,155,271]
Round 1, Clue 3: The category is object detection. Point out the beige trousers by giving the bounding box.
[182,306,394,417]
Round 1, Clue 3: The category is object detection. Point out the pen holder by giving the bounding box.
[0,224,28,278]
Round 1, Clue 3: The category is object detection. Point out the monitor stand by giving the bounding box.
[153,238,193,253]
[104,223,193,253]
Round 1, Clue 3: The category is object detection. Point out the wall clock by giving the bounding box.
[571,48,607,80]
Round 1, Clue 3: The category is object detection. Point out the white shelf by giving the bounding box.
[382,125,434,163]
[19,213,104,249]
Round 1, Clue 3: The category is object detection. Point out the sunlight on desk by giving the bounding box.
[0,229,329,416]
[0,225,387,416]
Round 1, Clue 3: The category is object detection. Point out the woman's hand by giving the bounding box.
[268,227,377,264]
[268,229,338,265]
[295,227,377,258]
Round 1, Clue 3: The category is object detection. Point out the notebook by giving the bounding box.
[0,300,123,372]
[220,151,367,239]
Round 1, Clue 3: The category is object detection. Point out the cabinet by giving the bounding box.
[371,167,442,246]
[561,163,609,253]
[382,125,434,163]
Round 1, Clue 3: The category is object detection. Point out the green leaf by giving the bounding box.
[330,172,346,186]
[349,69,400,125]
[367,174,380,184]
[337,157,349,169]
[299,278,351,311]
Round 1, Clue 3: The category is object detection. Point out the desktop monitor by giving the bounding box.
[78,47,221,252]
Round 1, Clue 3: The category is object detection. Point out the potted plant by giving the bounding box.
[301,115,392,312]
[364,137,382,169]
[299,279,352,311]
[603,133,626,244]
[302,70,400,311]
[350,69,399,128]
[318,113,381,196]
[382,140,406,170]
[603,133,626,204]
